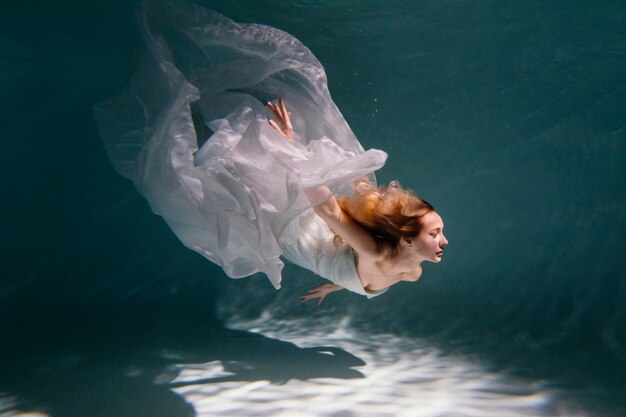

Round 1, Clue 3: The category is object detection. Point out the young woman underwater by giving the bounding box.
[95,0,448,305]
[267,99,448,305]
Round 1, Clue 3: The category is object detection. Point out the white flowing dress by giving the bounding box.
[95,0,388,297]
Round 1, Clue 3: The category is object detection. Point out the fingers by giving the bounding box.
[267,101,282,121]
[279,99,293,131]
[267,99,291,123]
[301,289,322,302]
[317,295,325,307]
[301,288,322,299]
[268,119,286,137]
[300,284,334,307]
[267,100,286,121]
[299,293,325,307]
[300,294,316,303]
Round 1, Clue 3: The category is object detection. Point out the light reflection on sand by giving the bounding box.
[168,315,586,417]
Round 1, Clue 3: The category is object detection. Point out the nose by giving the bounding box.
[440,234,448,247]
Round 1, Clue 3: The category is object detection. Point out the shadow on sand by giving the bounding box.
[0,298,365,417]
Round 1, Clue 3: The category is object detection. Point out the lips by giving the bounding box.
[436,251,444,256]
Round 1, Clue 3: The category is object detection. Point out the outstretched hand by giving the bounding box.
[300,283,344,307]
[267,98,294,139]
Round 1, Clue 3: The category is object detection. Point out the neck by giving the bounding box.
[383,242,424,275]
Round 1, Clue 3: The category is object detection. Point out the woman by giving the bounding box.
[268,99,448,305]
[95,0,447,305]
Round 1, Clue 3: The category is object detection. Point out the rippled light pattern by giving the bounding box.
[167,317,586,417]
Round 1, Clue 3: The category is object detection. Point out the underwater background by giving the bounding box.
[1,0,625,416]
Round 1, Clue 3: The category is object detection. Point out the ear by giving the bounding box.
[403,237,413,246]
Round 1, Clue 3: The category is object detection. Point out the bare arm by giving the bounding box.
[266,99,381,260]
[304,187,380,258]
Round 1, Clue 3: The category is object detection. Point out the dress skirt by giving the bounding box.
[95,0,387,289]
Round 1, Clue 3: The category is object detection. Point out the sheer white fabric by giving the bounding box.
[95,0,387,291]
[281,209,388,298]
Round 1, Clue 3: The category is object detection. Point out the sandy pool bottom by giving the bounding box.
[166,316,587,417]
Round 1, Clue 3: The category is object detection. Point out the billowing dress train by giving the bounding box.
[95,0,388,297]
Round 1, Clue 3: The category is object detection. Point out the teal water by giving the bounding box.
[1,1,625,416]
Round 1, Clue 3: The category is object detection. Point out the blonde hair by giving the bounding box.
[336,177,434,257]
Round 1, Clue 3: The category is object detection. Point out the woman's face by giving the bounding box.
[413,211,448,263]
